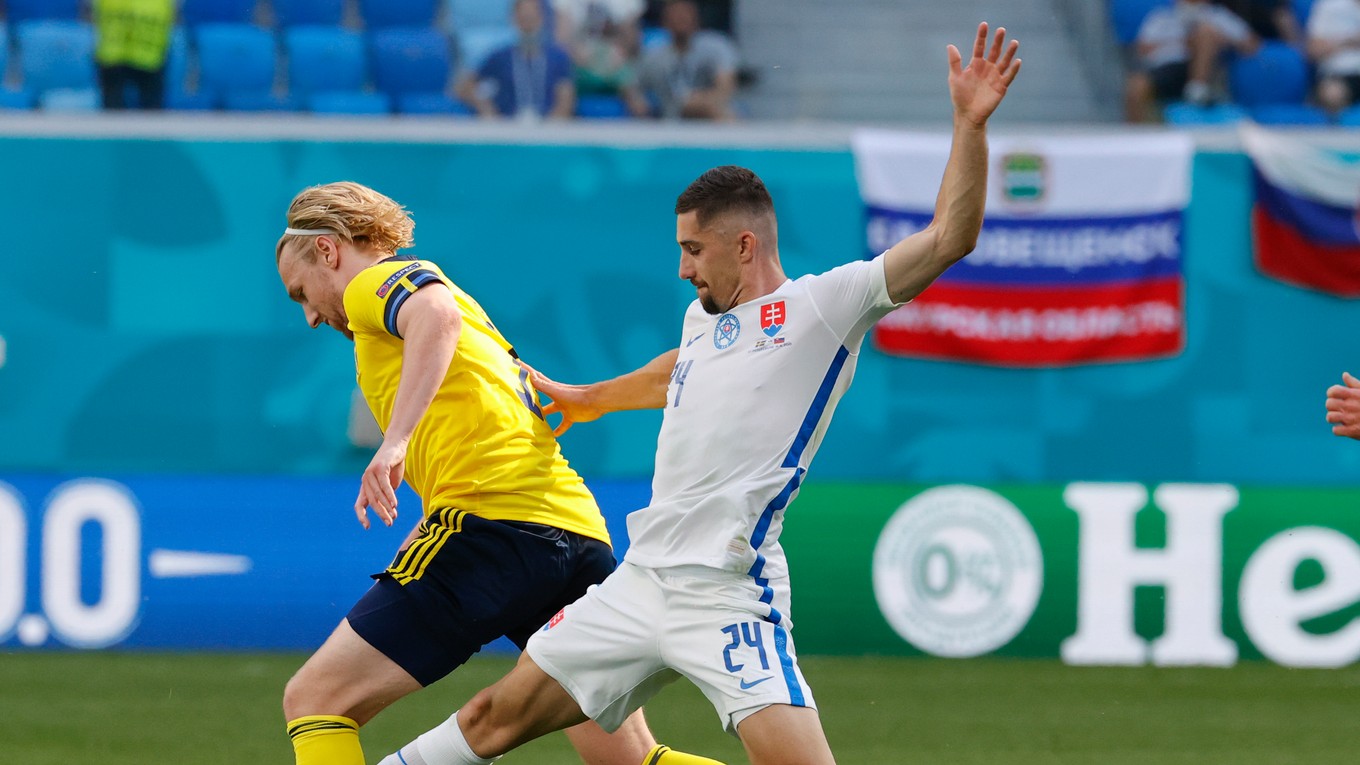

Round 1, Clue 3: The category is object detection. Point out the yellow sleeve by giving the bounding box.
[345,260,452,338]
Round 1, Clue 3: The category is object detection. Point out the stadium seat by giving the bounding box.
[5,0,81,22]
[1162,101,1249,126]
[273,0,345,27]
[196,23,277,95]
[396,92,473,115]
[224,90,296,111]
[447,0,515,31]
[576,93,628,119]
[0,87,34,110]
[1230,42,1310,107]
[1250,103,1331,126]
[16,20,96,94]
[286,27,367,96]
[308,90,392,115]
[1337,105,1360,126]
[370,28,451,97]
[358,0,440,29]
[181,0,257,26]
[1293,0,1316,25]
[40,87,100,111]
[641,26,671,51]
[1110,0,1173,46]
[456,26,517,71]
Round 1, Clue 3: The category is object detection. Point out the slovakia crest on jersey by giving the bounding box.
[714,313,741,349]
[760,301,786,337]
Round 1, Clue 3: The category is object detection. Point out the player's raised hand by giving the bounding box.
[520,360,606,437]
[355,439,406,529]
[948,22,1021,128]
[1326,372,1360,440]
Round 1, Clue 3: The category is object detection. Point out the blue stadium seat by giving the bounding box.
[286,27,367,95]
[0,87,34,110]
[224,90,297,111]
[1230,41,1310,107]
[456,26,517,71]
[1162,102,1249,126]
[16,20,96,94]
[1338,105,1360,126]
[396,92,473,115]
[641,26,671,51]
[40,88,100,111]
[1293,0,1316,25]
[196,23,277,95]
[167,89,216,110]
[1110,0,1173,45]
[358,0,439,29]
[447,0,515,30]
[6,0,81,22]
[370,28,451,96]
[576,93,628,119]
[273,0,345,27]
[308,90,392,115]
[182,0,257,25]
[1251,103,1331,126]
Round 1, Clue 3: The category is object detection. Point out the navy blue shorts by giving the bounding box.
[346,508,616,687]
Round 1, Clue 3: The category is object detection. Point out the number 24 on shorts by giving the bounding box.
[721,621,772,689]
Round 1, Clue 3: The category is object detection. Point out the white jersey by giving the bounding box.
[624,255,899,580]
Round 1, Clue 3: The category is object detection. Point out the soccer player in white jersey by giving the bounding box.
[379,22,1020,765]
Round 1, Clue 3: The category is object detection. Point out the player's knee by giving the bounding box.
[282,671,312,720]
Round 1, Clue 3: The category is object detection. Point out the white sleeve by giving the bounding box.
[802,255,901,349]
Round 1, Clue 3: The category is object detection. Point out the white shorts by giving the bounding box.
[525,561,817,734]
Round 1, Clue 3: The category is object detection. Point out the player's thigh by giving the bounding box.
[737,704,836,765]
[284,618,421,723]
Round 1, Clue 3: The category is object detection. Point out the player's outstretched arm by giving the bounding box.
[354,284,463,529]
[522,348,679,436]
[883,22,1020,304]
[1326,372,1360,440]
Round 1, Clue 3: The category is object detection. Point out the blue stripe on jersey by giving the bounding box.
[782,345,850,469]
[406,268,442,288]
[773,623,805,706]
[384,283,411,337]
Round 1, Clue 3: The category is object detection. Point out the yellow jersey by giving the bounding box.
[343,257,609,545]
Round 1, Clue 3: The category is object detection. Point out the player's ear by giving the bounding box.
[737,230,757,262]
[316,236,340,268]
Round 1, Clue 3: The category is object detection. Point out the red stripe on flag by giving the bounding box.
[1252,205,1360,299]
[873,278,1184,367]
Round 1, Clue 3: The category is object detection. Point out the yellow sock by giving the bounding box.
[644,744,728,765]
[287,715,363,765]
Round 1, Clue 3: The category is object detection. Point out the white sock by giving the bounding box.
[378,712,497,765]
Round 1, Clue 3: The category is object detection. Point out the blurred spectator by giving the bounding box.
[1216,0,1302,43]
[637,0,738,120]
[552,0,652,116]
[456,0,576,120]
[1125,0,1259,122]
[92,0,176,110]
[1306,0,1360,113]
[641,0,733,35]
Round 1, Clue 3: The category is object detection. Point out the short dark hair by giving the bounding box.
[674,166,775,227]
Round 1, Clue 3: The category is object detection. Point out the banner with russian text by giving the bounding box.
[852,131,1193,366]
[1241,124,1360,298]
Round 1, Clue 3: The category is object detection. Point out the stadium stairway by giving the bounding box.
[736,0,1113,124]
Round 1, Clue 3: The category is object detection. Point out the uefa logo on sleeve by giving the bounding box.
[872,485,1043,658]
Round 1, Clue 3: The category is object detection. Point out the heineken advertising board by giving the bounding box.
[784,483,1360,668]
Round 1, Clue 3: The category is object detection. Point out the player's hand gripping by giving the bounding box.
[520,361,605,437]
[356,439,407,529]
[948,22,1021,129]
[1326,372,1360,440]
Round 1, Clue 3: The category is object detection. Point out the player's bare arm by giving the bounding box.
[522,348,679,436]
[1326,372,1360,440]
[354,284,463,528]
[883,22,1021,304]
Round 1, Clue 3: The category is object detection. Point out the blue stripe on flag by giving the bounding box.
[1253,167,1360,246]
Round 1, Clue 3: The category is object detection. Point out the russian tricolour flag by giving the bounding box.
[852,130,1193,367]
[1243,124,1360,298]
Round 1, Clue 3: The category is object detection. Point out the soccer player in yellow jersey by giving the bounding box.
[275,182,723,765]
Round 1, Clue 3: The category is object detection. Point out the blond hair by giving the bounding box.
[277,181,415,261]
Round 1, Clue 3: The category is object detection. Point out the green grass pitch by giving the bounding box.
[1,653,1355,764]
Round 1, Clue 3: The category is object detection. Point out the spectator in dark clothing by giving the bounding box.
[1124,0,1259,122]
[1216,0,1302,43]
[456,0,576,120]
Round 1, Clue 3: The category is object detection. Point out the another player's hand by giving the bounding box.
[519,360,605,437]
[1326,372,1360,440]
[948,22,1021,129]
[356,439,407,529]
